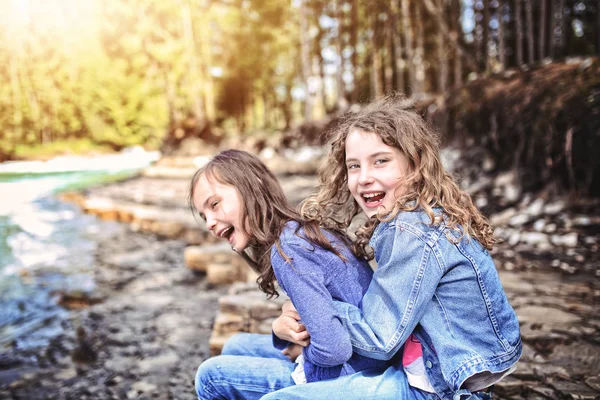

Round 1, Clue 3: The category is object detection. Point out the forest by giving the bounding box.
[0,0,598,163]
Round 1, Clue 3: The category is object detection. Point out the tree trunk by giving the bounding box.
[482,0,490,72]
[539,0,547,59]
[498,0,506,70]
[180,0,205,123]
[9,53,23,145]
[315,26,328,112]
[350,0,359,103]
[437,0,448,93]
[597,0,600,55]
[452,0,463,87]
[370,7,383,99]
[515,0,524,66]
[334,0,348,110]
[299,0,313,120]
[525,0,535,64]
[562,0,572,57]
[282,83,293,130]
[198,4,215,122]
[414,2,425,95]
[400,0,415,96]
[262,90,269,129]
[420,0,478,72]
[391,0,405,93]
[474,2,482,72]
[549,0,556,58]
[383,6,394,92]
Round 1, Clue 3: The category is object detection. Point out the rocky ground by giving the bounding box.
[1,224,228,400]
[1,150,599,399]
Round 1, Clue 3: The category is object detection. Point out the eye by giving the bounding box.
[374,158,389,166]
[346,163,359,170]
[199,213,206,222]
[210,200,219,210]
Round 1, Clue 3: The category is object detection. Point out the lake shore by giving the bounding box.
[2,154,599,399]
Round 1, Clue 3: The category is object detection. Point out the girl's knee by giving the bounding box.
[221,332,259,355]
[194,358,221,399]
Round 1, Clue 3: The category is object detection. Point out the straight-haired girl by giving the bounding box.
[189,149,390,399]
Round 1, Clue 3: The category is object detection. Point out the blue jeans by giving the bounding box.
[195,333,295,399]
[195,333,492,400]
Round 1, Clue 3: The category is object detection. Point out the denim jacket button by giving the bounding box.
[425,360,433,369]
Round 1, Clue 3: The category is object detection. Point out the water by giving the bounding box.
[0,156,154,366]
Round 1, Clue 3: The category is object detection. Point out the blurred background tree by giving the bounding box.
[0,0,598,164]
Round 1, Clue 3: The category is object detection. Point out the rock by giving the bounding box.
[491,207,517,226]
[218,292,282,318]
[543,223,557,233]
[142,166,196,179]
[509,213,530,227]
[504,184,521,203]
[585,375,600,391]
[495,170,516,187]
[184,243,244,273]
[209,332,237,356]
[551,233,579,247]
[508,231,521,246]
[138,352,180,373]
[493,375,527,397]
[526,198,545,217]
[475,196,488,209]
[548,379,600,399]
[149,221,185,239]
[207,263,244,285]
[520,232,549,247]
[544,201,566,215]
[213,312,248,335]
[533,219,546,232]
[529,385,559,398]
[517,305,581,341]
[573,215,592,226]
[130,380,158,394]
[249,318,277,334]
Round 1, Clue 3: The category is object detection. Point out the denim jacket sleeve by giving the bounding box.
[272,240,354,367]
[333,221,445,360]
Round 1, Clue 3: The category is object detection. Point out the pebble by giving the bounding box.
[551,233,579,247]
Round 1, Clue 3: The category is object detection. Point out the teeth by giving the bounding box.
[220,226,233,238]
[363,192,383,198]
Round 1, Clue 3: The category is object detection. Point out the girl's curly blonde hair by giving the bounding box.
[301,94,496,259]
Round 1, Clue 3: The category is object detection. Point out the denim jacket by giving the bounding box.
[333,209,522,400]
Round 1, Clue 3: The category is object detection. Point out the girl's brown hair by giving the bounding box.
[189,149,348,297]
[301,94,496,259]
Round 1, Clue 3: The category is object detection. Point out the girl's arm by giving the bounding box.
[272,301,310,346]
[333,225,444,360]
[272,242,353,367]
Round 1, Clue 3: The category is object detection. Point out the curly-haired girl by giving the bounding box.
[270,95,521,400]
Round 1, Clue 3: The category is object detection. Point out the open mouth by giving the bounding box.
[219,226,234,242]
[362,192,385,204]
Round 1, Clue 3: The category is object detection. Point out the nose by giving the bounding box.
[358,166,374,186]
[206,213,217,232]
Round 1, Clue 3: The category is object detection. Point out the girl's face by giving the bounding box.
[192,174,250,252]
[345,129,409,218]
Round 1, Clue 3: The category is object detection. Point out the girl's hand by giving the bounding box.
[281,343,303,362]
[272,300,310,346]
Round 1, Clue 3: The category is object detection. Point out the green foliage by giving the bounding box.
[13,139,113,160]
[0,0,598,161]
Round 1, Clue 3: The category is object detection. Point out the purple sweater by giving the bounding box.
[271,221,390,383]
